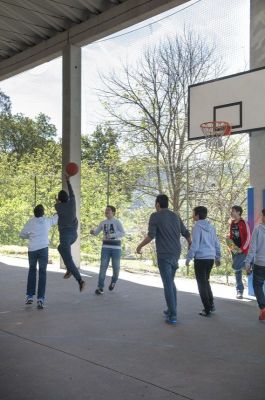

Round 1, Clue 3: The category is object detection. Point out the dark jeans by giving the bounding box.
[58,229,82,282]
[253,264,265,309]
[157,255,179,319]
[98,247,121,289]
[232,253,246,293]
[194,259,214,313]
[27,247,48,300]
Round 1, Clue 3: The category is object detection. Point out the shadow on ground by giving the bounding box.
[0,261,264,400]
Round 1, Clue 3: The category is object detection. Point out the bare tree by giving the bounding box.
[99,31,223,211]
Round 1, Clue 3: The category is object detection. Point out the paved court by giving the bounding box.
[0,260,264,400]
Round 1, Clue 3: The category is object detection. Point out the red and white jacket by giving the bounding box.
[229,219,251,255]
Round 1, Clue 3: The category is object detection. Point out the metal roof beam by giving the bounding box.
[0,0,188,81]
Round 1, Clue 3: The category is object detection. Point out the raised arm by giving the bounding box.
[66,179,75,200]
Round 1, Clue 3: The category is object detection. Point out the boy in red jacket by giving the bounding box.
[229,205,250,299]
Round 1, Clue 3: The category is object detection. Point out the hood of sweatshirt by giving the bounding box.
[196,219,213,232]
[34,216,46,225]
[259,223,265,233]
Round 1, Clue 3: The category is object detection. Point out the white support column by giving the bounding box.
[62,44,81,267]
[250,0,265,222]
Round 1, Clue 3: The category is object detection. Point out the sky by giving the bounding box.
[0,0,250,137]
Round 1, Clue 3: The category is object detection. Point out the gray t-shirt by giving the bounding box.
[148,209,190,257]
[55,181,78,232]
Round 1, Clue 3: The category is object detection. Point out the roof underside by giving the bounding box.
[0,0,188,80]
[0,0,127,60]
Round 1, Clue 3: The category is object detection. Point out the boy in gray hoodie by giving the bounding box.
[245,209,265,321]
[186,206,221,316]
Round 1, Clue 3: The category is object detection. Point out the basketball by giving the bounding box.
[66,162,79,176]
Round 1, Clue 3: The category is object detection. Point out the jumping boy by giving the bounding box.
[228,205,250,299]
[90,205,125,294]
[55,175,85,292]
[186,206,221,317]
[20,204,58,309]
[245,209,265,321]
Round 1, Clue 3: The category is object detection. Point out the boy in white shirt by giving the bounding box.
[90,205,125,294]
[20,204,58,309]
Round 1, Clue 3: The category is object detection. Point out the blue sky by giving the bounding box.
[0,0,249,136]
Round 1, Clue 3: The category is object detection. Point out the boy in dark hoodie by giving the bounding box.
[229,205,250,299]
[186,206,221,317]
[245,209,265,321]
[55,174,85,292]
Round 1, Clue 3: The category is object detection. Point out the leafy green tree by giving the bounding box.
[0,112,56,159]
[81,124,119,165]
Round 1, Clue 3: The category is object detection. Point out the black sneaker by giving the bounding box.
[108,282,115,291]
[210,305,216,312]
[199,310,211,317]
[95,288,104,295]
[25,296,33,305]
[64,271,72,279]
[79,280,86,292]
[37,299,44,309]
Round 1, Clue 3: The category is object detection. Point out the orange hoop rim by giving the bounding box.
[200,120,232,137]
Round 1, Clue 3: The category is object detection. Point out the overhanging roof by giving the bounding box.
[0,0,188,81]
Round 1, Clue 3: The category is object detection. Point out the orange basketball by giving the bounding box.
[66,162,79,176]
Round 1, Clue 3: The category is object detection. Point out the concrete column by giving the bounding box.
[249,0,265,223]
[62,44,81,267]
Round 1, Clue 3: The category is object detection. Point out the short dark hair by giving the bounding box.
[106,205,116,214]
[232,205,243,216]
[58,190,68,203]
[262,209,265,217]
[156,194,169,209]
[194,206,207,220]
[34,204,44,218]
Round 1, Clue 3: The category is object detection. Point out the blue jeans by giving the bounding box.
[232,253,246,293]
[27,247,48,300]
[157,255,179,319]
[253,264,265,309]
[98,247,121,289]
[58,229,82,282]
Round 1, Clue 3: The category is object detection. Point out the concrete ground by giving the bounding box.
[0,258,264,400]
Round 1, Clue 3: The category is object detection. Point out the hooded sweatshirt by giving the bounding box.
[245,223,265,267]
[20,215,58,252]
[229,219,250,255]
[187,219,221,262]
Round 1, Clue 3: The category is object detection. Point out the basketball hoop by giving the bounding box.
[200,121,231,149]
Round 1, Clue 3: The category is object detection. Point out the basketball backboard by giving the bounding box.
[188,66,265,140]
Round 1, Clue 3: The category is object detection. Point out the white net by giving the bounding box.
[200,121,231,149]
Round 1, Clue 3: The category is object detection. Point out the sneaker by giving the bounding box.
[236,292,243,299]
[37,299,44,309]
[210,304,216,312]
[163,310,169,317]
[258,308,265,321]
[199,310,211,317]
[95,288,104,295]
[108,282,115,291]
[79,280,86,292]
[165,317,177,325]
[25,296,33,305]
[63,271,72,279]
